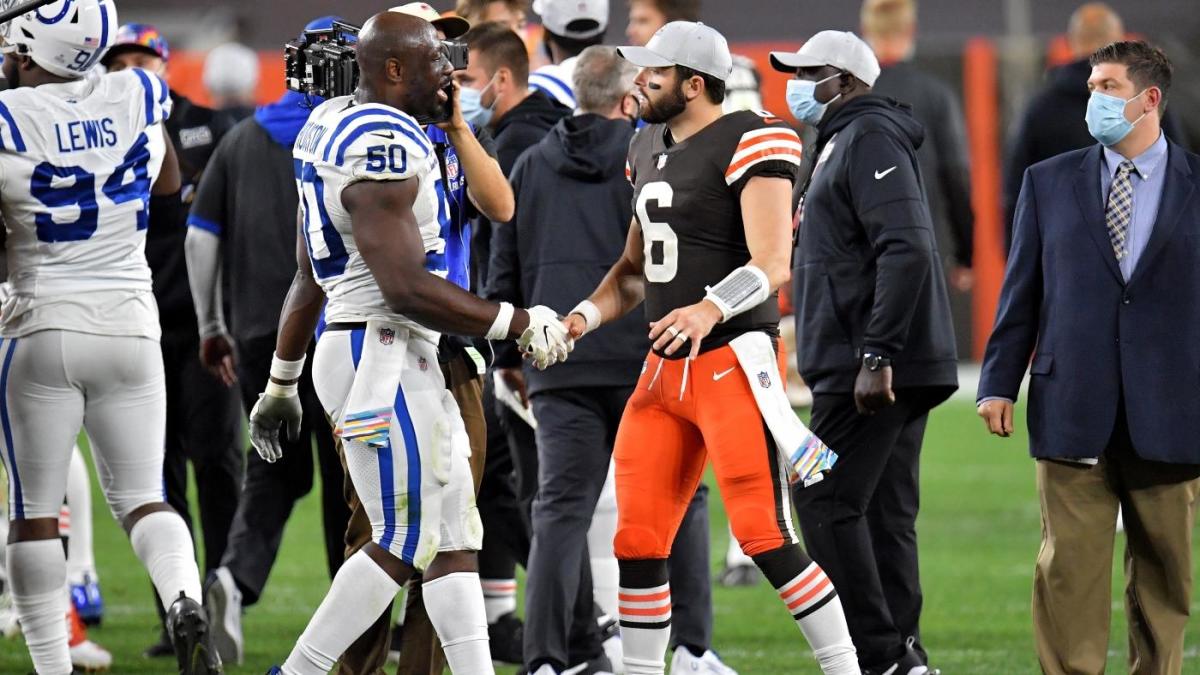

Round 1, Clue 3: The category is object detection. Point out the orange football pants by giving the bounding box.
[613,342,797,560]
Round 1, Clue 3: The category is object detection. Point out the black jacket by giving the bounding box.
[486,114,646,395]
[471,91,569,295]
[793,95,958,394]
[146,92,235,335]
[873,62,974,268]
[1003,59,1186,252]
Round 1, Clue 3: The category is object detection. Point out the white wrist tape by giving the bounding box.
[486,302,515,340]
[569,300,602,336]
[266,353,306,397]
[704,265,770,323]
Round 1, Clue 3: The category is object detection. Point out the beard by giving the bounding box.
[639,83,686,124]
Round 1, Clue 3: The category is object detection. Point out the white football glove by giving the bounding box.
[248,391,302,463]
[518,305,574,370]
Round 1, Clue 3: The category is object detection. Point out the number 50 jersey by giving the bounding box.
[627,110,803,356]
[0,68,170,339]
[293,96,447,346]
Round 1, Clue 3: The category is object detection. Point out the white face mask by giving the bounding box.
[785,73,842,127]
[459,75,498,127]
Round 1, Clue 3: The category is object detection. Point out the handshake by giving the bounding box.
[516,305,575,370]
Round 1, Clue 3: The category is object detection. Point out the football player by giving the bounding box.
[0,1,221,673]
[247,12,571,675]
[559,22,859,675]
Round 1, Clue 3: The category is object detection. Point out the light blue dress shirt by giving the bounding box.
[1101,132,1168,281]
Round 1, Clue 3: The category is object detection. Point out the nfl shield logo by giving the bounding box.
[446,154,460,182]
[657,154,669,169]
[378,328,395,345]
[757,371,771,388]
[418,357,429,372]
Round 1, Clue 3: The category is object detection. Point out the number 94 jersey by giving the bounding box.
[0,68,170,339]
[627,110,802,355]
[293,96,447,346]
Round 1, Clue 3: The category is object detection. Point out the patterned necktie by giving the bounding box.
[1105,160,1136,260]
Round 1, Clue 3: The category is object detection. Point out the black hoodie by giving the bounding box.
[485,114,647,395]
[793,94,958,395]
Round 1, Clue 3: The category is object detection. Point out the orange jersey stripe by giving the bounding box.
[735,131,800,151]
[725,147,803,178]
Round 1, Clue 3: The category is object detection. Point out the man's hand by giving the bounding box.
[200,334,238,387]
[249,391,302,463]
[564,313,589,341]
[950,265,975,292]
[649,300,723,360]
[978,399,1015,437]
[518,305,573,370]
[436,80,469,135]
[854,364,895,415]
[498,367,529,407]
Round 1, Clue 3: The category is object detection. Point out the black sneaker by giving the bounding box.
[488,612,524,665]
[862,641,931,675]
[166,592,223,674]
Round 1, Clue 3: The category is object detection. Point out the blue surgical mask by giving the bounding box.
[786,73,842,127]
[459,78,497,128]
[1085,89,1147,146]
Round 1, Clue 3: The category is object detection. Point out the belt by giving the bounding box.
[324,321,367,332]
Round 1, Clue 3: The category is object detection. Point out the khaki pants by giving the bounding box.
[336,354,487,675]
[1034,410,1200,675]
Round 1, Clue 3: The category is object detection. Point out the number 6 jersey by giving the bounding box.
[627,110,803,356]
[0,68,170,338]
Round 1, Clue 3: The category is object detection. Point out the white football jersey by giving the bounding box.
[0,68,170,338]
[293,96,447,345]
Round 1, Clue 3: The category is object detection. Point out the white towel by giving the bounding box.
[336,320,409,447]
[729,332,837,487]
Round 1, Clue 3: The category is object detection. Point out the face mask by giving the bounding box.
[460,77,497,127]
[1085,89,1147,146]
[786,73,842,127]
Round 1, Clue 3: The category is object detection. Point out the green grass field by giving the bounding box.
[3,399,1200,674]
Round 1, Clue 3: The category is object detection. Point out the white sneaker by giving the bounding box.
[70,638,113,671]
[204,566,244,665]
[0,591,19,638]
[670,646,738,674]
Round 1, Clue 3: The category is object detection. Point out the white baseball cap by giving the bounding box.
[769,30,881,87]
[617,21,732,80]
[533,0,608,40]
[390,2,471,39]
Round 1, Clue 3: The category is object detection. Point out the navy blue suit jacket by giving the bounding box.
[979,140,1200,464]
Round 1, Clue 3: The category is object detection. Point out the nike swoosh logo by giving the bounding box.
[372,130,396,139]
[874,166,897,180]
[713,367,737,381]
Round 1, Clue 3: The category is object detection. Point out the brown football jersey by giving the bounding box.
[627,110,802,357]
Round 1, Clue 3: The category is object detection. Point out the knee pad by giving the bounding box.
[104,490,166,524]
[614,524,671,560]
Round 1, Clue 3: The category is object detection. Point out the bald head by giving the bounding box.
[1068,3,1124,59]
[356,11,454,121]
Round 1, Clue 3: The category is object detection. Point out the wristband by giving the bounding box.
[704,265,770,323]
[486,302,515,340]
[569,300,602,336]
[264,379,298,398]
[269,352,306,382]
